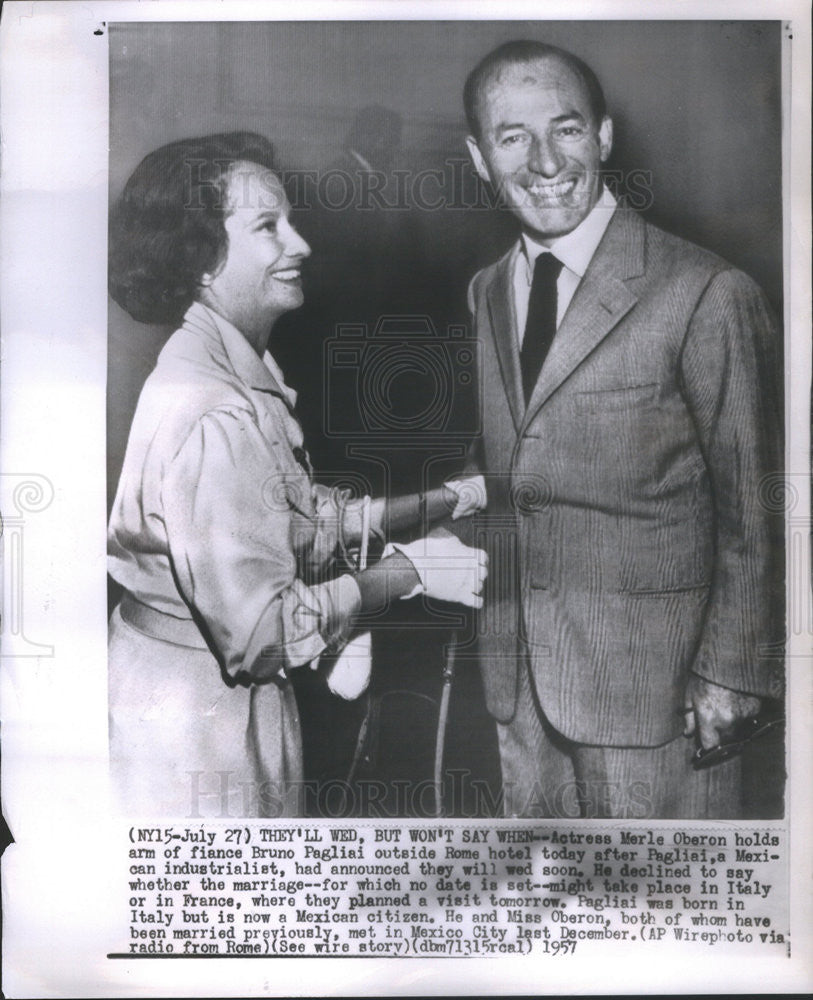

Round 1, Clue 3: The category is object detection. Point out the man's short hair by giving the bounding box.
[464,40,607,139]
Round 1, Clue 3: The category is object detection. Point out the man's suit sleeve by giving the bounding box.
[463,271,486,476]
[443,272,487,548]
[679,267,784,699]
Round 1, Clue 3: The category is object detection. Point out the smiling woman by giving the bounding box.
[196,161,311,353]
[109,133,279,326]
[106,132,488,818]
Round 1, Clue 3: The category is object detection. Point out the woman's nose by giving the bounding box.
[284,221,311,259]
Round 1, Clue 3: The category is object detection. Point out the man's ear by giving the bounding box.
[599,116,613,163]
[466,135,492,184]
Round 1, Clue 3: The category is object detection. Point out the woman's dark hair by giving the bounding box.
[109,131,276,325]
[464,40,607,140]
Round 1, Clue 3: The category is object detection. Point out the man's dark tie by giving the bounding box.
[520,252,564,403]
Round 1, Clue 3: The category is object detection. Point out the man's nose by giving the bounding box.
[528,135,563,177]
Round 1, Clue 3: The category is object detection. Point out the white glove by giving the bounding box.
[383,528,488,608]
[444,475,487,520]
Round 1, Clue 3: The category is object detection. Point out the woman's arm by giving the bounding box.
[162,409,473,684]
[354,550,421,611]
[370,486,456,537]
[341,478,486,543]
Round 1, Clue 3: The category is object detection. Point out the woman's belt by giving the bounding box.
[119,593,209,650]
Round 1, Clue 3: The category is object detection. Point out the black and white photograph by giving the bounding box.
[1,2,810,996]
[106,19,785,822]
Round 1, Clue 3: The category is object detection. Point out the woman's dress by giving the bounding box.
[108,302,360,817]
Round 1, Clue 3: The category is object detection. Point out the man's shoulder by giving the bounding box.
[637,214,774,317]
[467,209,768,311]
[467,211,734,289]
[641,214,730,273]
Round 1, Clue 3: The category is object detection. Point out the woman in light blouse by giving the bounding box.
[107,132,486,817]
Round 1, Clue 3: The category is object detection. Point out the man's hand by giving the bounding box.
[683,674,761,749]
[444,475,487,520]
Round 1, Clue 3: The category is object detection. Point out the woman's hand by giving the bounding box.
[384,528,488,608]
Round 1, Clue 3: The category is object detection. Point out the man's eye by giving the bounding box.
[499,133,528,148]
[556,126,585,139]
[261,220,278,232]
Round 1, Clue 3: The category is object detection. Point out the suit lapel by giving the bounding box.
[520,208,646,432]
[485,246,524,431]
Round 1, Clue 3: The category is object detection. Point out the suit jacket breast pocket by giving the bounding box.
[574,382,660,416]
[572,382,712,593]
[571,382,666,503]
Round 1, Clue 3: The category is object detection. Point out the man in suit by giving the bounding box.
[462,40,783,818]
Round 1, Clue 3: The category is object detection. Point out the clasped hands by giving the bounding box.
[384,529,488,608]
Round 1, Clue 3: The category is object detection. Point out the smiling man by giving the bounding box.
[463,40,783,819]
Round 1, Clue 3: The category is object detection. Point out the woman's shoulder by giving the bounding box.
[136,326,261,448]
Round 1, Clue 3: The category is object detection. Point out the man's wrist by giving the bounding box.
[689,672,758,698]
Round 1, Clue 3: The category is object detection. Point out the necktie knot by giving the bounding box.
[520,252,563,402]
[533,252,564,283]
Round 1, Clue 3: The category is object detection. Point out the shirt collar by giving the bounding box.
[183,301,298,408]
[520,186,617,280]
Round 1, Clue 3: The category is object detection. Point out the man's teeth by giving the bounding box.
[273,269,300,279]
[527,179,577,198]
